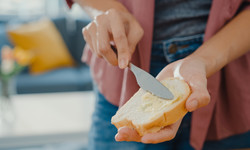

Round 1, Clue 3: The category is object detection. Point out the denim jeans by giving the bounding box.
[88,34,250,150]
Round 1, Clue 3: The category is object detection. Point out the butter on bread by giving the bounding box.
[111,78,191,136]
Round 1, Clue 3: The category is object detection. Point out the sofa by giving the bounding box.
[0,17,93,94]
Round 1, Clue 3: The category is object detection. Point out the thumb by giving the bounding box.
[115,127,141,142]
[186,86,210,112]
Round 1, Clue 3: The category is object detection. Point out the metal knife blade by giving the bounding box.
[129,63,174,100]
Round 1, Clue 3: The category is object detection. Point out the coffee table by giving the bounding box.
[0,91,95,149]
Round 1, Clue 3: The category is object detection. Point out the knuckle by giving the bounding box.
[139,30,144,38]
[95,14,105,23]
[85,22,92,30]
[82,27,88,36]
[137,26,144,37]
[82,30,90,43]
[107,8,118,16]
[115,34,126,42]
[82,27,86,34]
[131,21,144,36]
[86,22,96,32]
[201,92,211,106]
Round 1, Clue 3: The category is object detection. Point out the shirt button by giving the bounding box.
[169,44,177,54]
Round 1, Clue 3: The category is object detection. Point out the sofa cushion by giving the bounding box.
[1,18,93,94]
[8,18,75,74]
[16,66,92,94]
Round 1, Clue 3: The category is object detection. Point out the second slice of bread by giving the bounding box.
[111,78,191,136]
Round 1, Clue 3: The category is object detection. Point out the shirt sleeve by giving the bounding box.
[66,0,74,8]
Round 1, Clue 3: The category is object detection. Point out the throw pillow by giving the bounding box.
[8,18,75,74]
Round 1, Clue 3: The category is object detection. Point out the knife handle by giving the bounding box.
[110,43,133,68]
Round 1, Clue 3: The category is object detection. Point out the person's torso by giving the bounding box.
[153,0,212,41]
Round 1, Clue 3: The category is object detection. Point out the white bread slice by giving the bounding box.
[111,78,191,136]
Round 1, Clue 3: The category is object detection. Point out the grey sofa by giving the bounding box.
[0,17,93,94]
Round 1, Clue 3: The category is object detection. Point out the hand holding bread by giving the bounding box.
[112,58,211,143]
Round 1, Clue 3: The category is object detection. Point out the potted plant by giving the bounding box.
[0,45,33,132]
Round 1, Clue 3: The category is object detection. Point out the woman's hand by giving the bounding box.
[115,119,183,143]
[115,56,211,143]
[82,9,144,69]
[157,57,210,112]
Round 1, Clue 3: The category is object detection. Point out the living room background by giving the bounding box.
[0,0,90,20]
[0,1,93,150]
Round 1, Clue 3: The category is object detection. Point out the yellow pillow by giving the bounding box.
[7,18,75,74]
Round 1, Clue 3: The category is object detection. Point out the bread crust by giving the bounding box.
[111,78,191,136]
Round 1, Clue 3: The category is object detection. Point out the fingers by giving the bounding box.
[115,127,141,142]
[95,16,118,65]
[115,119,182,144]
[141,119,182,144]
[186,87,210,112]
[83,15,118,65]
[82,23,97,55]
[108,9,131,69]
[186,77,210,112]
[127,20,144,54]
[83,9,144,68]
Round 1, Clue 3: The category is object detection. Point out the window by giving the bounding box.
[0,0,65,19]
[0,0,89,21]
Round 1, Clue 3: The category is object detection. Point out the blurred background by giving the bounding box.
[0,0,94,150]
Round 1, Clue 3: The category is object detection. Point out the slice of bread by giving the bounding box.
[111,78,191,136]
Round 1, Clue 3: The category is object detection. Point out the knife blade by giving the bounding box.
[129,63,174,100]
[110,44,173,99]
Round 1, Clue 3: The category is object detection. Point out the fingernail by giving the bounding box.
[119,58,127,69]
[188,100,198,111]
[115,134,122,141]
[115,133,128,141]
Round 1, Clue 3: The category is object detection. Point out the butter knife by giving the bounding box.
[110,44,173,99]
[129,63,174,100]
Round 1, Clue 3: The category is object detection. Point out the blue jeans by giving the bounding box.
[88,34,250,150]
